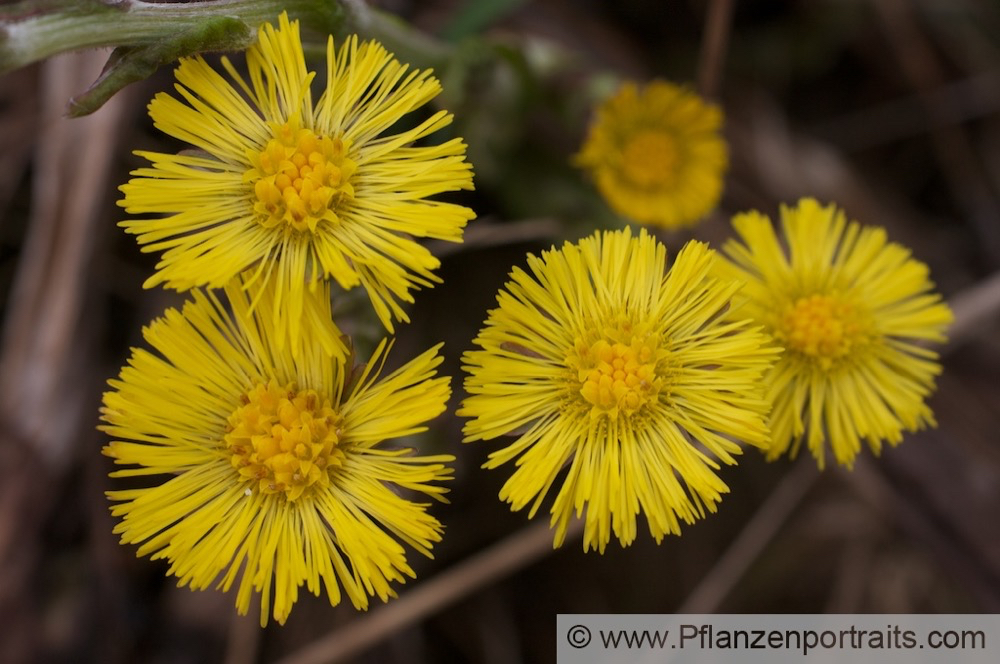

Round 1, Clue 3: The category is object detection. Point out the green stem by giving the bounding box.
[346,6,453,70]
[1,0,459,115]
[0,0,344,74]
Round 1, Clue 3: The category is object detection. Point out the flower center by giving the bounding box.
[621,129,677,188]
[224,379,344,501]
[568,321,665,417]
[247,123,357,233]
[777,293,869,369]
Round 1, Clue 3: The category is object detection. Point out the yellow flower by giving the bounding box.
[715,198,953,469]
[101,278,453,626]
[119,13,475,358]
[575,80,727,229]
[459,228,777,552]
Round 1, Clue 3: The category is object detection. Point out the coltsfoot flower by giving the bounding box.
[715,198,953,468]
[101,278,453,625]
[575,80,727,229]
[460,228,777,552]
[119,13,475,358]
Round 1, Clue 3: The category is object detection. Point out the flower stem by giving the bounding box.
[340,1,454,69]
[0,0,343,74]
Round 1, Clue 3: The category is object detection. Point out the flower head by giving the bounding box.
[459,228,777,552]
[575,80,727,229]
[715,198,953,469]
[101,278,453,626]
[119,13,475,357]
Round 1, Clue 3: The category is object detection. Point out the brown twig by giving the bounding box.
[697,0,735,100]
[842,457,1000,611]
[676,458,819,613]
[0,49,127,468]
[0,48,127,663]
[810,70,1000,153]
[275,518,583,664]
[823,541,872,613]
[873,0,1000,264]
[944,268,1000,349]
[223,596,262,664]
[426,216,563,258]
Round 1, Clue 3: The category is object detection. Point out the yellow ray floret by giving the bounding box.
[100,277,453,626]
[575,80,727,229]
[459,227,778,552]
[715,198,953,469]
[118,12,475,356]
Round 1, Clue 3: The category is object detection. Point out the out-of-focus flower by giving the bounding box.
[460,228,776,552]
[575,80,727,229]
[716,198,953,468]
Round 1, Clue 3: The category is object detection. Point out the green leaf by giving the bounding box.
[67,16,251,117]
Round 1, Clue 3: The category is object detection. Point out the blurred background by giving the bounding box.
[1,0,999,662]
